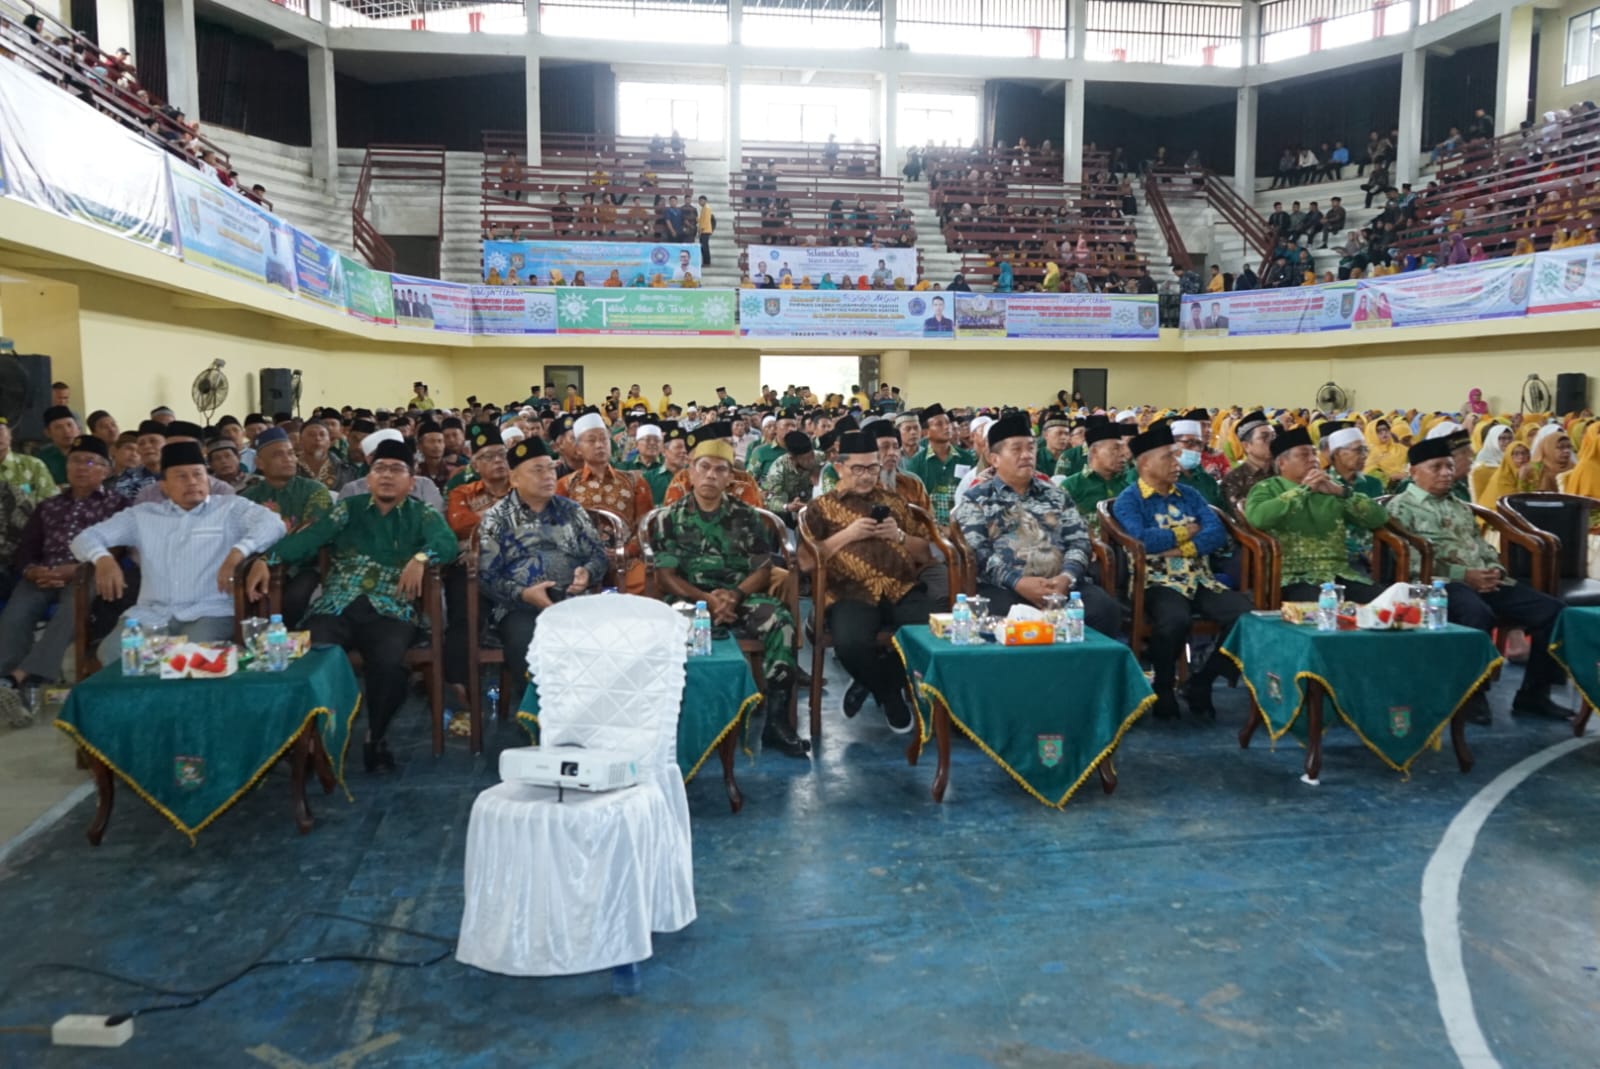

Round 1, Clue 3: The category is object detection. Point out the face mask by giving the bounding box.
[1178,449,1202,471]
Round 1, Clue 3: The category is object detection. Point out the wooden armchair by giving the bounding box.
[797,503,955,745]
[1231,501,1429,610]
[944,518,1115,599]
[73,551,263,681]
[1498,492,1600,604]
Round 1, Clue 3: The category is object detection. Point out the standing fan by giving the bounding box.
[192,359,229,425]
[1315,381,1350,412]
[290,369,304,418]
[1521,374,1552,413]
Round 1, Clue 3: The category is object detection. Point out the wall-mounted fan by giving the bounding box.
[290,369,304,418]
[1521,374,1552,413]
[1315,381,1349,412]
[192,359,228,425]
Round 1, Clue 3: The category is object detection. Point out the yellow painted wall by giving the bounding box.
[0,278,84,400]
[1536,0,1600,115]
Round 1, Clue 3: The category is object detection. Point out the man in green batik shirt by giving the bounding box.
[1390,426,1473,502]
[901,403,976,525]
[1171,417,1221,506]
[1061,422,1133,528]
[240,427,332,625]
[747,413,796,483]
[1321,425,1384,572]
[245,436,458,774]
[0,419,57,509]
[1244,426,1388,605]
[651,435,809,758]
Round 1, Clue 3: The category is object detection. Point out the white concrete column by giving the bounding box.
[312,0,328,23]
[1239,0,1260,69]
[1406,0,1419,32]
[729,0,742,45]
[727,66,742,170]
[1069,0,1086,60]
[1396,46,1425,186]
[95,0,135,58]
[1063,77,1085,183]
[1234,85,1257,197]
[1494,5,1534,136]
[882,0,896,50]
[881,72,899,178]
[307,45,338,189]
[162,0,198,117]
[525,52,542,167]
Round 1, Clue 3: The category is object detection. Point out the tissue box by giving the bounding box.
[1001,620,1054,645]
[160,644,239,679]
[928,613,954,639]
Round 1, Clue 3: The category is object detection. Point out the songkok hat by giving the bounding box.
[1426,421,1463,440]
[1269,426,1313,459]
[1170,419,1203,438]
[1130,422,1176,459]
[351,418,377,434]
[368,438,413,467]
[165,421,204,440]
[689,437,736,463]
[548,414,575,438]
[894,412,918,426]
[136,419,167,437]
[472,424,503,449]
[918,403,946,426]
[986,412,1032,449]
[205,437,238,456]
[837,431,876,455]
[663,425,687,444]
[690,420,732,442]
[254,426,289,449]
[1040,409,1071,431]
[1326,427,1366,453]
[416,420,443,439]
[865,420,900,442]
[1085,422,1124,447]
[784,430,814,456]
[159,441,205,470]
[43,405,74,426]
[1236,411,1270,440]
[442,416,464,431]
[244,413,265,425]
[572,412,608,438]
[1182,408,1210,422]
[635,424,663,440]
[508,437,553,468]
[69,434,108,460]
[1408,436,1454,465]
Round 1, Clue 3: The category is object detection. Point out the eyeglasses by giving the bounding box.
[843,463,881,475]
[369,463,411,476]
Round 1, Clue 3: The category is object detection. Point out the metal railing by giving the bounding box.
[1140,172,1191,273]
[351,144,447,276]
[1145,166,1276,272]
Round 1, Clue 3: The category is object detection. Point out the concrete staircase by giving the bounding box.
[684,154,740,289]
[903,179,960,285]
[204,127,350,257]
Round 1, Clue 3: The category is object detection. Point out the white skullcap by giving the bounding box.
[572,412,608,438]
[502,426,527,445]
[1115,410,1138,423]
[635,424,663,440]
[761,415,777,427]
[1326,427,1365,453]
[969,415,995,441]
[1171,420,1202,438]
[518,406,535,418]
[362,428,403,454]
[1425,421,1463,440]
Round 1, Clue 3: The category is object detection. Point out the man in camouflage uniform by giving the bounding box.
[759,430,819,527]
[653,432,810,757]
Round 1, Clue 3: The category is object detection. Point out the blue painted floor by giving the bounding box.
[0,651,1596,1069]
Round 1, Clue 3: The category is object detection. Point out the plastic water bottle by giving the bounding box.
[691,601,713,657]
[951,594,973,646]
[1065,591,1086,643]
[1426,580,1448,631]
[265,614,290,671]
[1317,582,1339,632]
[119,617,143,676]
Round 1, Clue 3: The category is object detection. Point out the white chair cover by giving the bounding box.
[456,595,695,977]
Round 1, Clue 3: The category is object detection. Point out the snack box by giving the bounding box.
[928,613,954,639]
[1279,602,1358,629]
[160,643,239,679]
[1001,620,1054,646]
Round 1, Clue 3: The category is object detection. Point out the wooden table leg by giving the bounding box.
[85,752,114,846]
[904,679,923,767]
[290,732,314,835]
[1304,684,1325,783]
[307,730,337,794]
[718,733,743,815]
[1097,754,1118,796]
[1238,699,1263,749]
[1452,684,1480,773]
[930,697,953,803]
[1574,699,1595,739]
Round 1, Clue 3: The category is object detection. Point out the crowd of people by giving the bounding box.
[2,380,1594,760]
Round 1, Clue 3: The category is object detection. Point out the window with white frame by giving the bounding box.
[1567,7,1600,86]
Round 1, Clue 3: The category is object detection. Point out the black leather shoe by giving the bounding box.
[1152,690,1181,720]
[376,742,397,772]
[760,685,811,758]
[363,741,381,773]
[843,680,871,718]
[1511,689,1569,721]
[1183,678,1217,721]
[883,690,914,735]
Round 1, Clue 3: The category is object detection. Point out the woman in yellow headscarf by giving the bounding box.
[1363,417,1410,486]
[1529,426,1575,491]
[1040,262,1063,292]
[1477,439,1538,509]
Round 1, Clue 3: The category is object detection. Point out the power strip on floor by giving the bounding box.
[52,1014,133,1047]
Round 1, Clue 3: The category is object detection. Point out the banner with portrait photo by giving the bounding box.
[390,274,472,333]
[339,254,395,326]
[0,59,176,252]
[746,246,918,289]
[471,286,558,335]
[956,293,1160,340]
[290,228,342,310]
[739,290,957,338]
[170,162,296,296]
[481,240,702,287]
[1179,283,1356,337]
[1527,246,1600,316]
[1352,257,1533,330]
[554,288,735,335]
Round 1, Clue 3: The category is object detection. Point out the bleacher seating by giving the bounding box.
[479,131,694,240]
[0,0,264,206]
[1394,107,1600,263]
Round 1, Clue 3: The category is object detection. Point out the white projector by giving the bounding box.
[499,745,641,792]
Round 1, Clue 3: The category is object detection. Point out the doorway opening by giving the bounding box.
[544,365,585,407]
[758,354,863,407]
[1072,368,1108,410]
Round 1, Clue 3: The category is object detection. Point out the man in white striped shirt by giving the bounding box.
[71,442,285,666]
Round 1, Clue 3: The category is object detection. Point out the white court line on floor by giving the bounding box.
[1421,735,1599,1069]
[0,783,93,869]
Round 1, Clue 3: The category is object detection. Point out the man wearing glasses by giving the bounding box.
[802,431,939,734]
[246,436,458,774]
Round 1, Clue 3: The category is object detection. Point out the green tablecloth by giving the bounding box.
[1220,613,1501,773]
[1551,606,1600,718]
[55,648,361,843]
[892,625,1154,807]
[518,636,760,781]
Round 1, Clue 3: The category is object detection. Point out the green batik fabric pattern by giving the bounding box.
[1329,471,1382,568]
[759,455,813,513]
[1053,446,1086,480]
[747,442,786,483]
[1385,484,1506,582]
[904,445,976,526]
[1244,476,1387,586]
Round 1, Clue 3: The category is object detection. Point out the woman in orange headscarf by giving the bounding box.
[1563,421,1600,499]
[1529,426,1575,491]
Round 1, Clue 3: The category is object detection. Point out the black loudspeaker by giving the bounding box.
[0,353,54,442]
[1555,373,1588,415]
[259,368,293,416]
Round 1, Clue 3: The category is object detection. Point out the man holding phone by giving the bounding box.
[802,431,938,733]
[759,430,820,527]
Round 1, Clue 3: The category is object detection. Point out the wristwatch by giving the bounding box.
[412,552,429,564]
